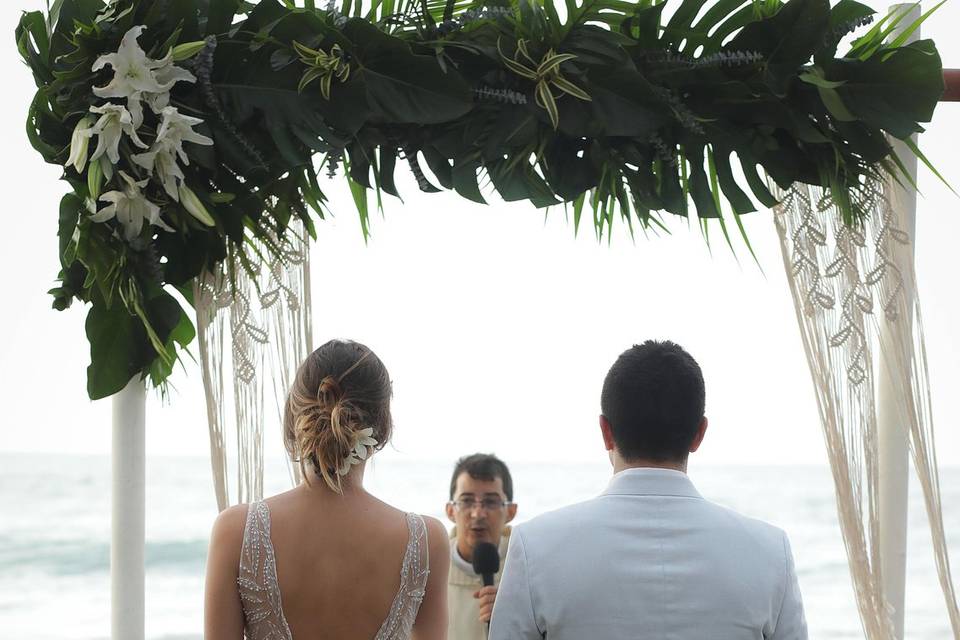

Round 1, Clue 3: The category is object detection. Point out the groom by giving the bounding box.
[489,340,807,639]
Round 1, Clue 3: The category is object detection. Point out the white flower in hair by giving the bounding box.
[337,427,379,477]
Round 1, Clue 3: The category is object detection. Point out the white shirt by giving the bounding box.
[451,544,476,573]
[447,528,511,640]
[489,468,807,639]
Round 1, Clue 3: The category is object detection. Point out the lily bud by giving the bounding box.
[67,115,94,173]
[171,41,206,61]
[178,183,215,227]
[87,154,104,201]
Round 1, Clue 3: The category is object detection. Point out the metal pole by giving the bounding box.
[112,377,146,640]
[944,69,960,102]
[877,5,920,638]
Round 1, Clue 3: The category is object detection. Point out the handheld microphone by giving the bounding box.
[472,541,500,587]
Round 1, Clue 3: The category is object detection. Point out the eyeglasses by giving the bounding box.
[450,497,512,512]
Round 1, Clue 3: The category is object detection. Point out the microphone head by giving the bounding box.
[472,541,500,578]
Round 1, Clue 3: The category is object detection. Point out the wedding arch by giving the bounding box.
[15,0,960,637]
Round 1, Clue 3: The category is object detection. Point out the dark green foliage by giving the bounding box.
[17,0,945,398]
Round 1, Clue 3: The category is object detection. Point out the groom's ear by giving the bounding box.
[445,501,457,523]
[688,417,709,453]
[599,415,616,452]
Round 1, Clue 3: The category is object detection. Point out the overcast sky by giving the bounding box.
[1,0,958,472]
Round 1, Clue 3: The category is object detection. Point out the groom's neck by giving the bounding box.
[612,455,688,475]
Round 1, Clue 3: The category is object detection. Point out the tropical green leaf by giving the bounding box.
[378,146,400,198]
[452,157,486,205]
[86,295,142,400]
[622,2,666,43]
[347,174,371,240]
[58,193,83,269]
[799,68,846,89]
[903,136,956,196]
[551,76,591,101]
[885,2,946,52]
[818,86,857,121]
[829,39,942,138]
[712,148,758,216]
[16,11,50,77]
[207,0,245,36]
[344,19,472,123]
[537,53,578,76]
[727,0,831,96]
[421,146,453,189]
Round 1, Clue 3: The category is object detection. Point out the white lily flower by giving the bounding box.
[155,106,213,164]
[132,107,214,211]
[148,50,197,105]
[92,26,167,101]
[91,170,172,240]
[67,115,95,172]
[87,103,149,165]
[127,97,147,131]
[93,27,198,128]
[132,143,184,200]
[99,154,114,182]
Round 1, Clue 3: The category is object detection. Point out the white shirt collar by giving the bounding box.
[451,543,475,574]
[602,466,702,499]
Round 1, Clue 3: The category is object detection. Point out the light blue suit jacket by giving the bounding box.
[489,468,807,639]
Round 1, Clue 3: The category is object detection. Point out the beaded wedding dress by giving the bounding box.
[237,501,429,640]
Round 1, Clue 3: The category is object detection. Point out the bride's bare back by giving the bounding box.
[267,487,443,639]
[205,484,449,640]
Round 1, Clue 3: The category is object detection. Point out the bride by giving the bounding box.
[204,340,450,639]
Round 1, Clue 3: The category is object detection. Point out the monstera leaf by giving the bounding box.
[726,0,832,96]
[86,287,185,400]
[830,40,944,139]
[341,19,472,124]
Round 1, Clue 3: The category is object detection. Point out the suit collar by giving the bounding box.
[601,467,702,499]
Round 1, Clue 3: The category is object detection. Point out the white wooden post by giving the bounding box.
[877,5,920,637]
[112,377,146,640]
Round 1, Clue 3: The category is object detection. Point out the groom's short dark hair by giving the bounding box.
[601,340,705,463]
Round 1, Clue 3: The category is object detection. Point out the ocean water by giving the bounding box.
[1,454,958,639]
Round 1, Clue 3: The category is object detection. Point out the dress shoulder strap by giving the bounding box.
[237,501,293,640]
[373,512,431,640]
[403,512,430,596]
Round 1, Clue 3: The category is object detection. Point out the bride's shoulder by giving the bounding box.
[416,515,450,564]
[213,501,249,527]
[417,514,447,536]
[210,503,254,544]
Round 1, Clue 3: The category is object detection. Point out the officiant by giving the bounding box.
[445,453,518,640]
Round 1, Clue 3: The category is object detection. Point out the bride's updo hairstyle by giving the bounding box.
[284,339,393,493]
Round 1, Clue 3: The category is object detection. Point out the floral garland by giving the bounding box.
[16,0,945,399]
[71,27,214,240]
